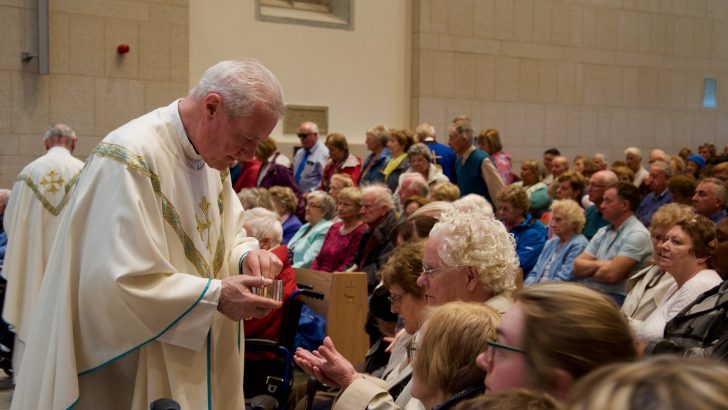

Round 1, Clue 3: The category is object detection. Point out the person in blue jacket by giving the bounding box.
[496,185,547,275]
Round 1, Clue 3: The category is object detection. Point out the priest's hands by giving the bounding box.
[217,275,282,321]
[242,249,282,279]
[293,336,359,389]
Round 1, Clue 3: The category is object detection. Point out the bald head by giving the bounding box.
[588,170,618,206]
[550,156,569,178]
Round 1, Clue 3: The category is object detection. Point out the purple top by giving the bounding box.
[281,215,302,245]
[310,221,368,272]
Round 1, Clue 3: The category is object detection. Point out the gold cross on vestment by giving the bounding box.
[195,196,212,252]
[40,170,64,194]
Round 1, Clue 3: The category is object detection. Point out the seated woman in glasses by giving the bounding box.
[296,301,499,410]
[631,215,721,342]
[621,203,694,323]
[288,191,336,268]
[478,282,637,400]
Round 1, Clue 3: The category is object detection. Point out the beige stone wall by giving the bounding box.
[412,0,728,166]
[189,0,411,158]
[0,0,189,188]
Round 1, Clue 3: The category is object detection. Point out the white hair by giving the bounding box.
[44,123,76,141]
[452,194,493,216]
[430,209,518,295]
[415,122,436,140]
[361,184,394,210]
[624,147,642,158]
[401,173,429,197]
[190,60,285,119]
[242,207,282,245]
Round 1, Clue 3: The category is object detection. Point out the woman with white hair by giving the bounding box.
[452,194,493,216]
[241,208,298,340]
[417,209,518,313]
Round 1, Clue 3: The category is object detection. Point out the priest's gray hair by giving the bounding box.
[242,207,282,246]
[190,60,285,119]
[430,209,517,295]
[44,124,76,141]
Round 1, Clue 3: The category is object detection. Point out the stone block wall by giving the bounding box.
[412,0,728,166]
[0,0,189,188]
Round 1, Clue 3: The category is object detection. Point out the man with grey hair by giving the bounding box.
[636,160,673,226]
[1,123,84,382]
[692,178,728,223]
[396,172,428,211]
[649,148,669,164]
[294,121,329,192]
[593,153,608,171]
[625,147,648,188]
[415,122,456,182]
[417,208,517,313]
[355,185,398,291]
[447,116,504,204]
[11,60,285,409]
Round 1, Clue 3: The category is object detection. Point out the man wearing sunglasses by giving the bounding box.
[293,121,329,192]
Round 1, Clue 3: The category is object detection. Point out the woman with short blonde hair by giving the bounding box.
[428,181,460,202]
[524,199,588,284]
[311,187,367,273]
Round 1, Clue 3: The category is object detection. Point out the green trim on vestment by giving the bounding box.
[92,142,226,278]
[16,171,80,216]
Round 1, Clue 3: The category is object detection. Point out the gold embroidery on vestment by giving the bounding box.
[92,142,227,278]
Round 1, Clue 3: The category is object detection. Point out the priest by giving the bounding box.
[1,123,85,381]
[11,60,285,409]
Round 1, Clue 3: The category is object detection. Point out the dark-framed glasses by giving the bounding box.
[297,132,310,139]
[486,340,526,362]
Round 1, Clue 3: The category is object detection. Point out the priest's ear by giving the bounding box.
[203,93,223,118]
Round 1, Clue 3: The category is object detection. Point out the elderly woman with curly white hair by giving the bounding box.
[416,208,519,313]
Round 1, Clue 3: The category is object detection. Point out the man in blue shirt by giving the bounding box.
[574,182,653,305]
[415,122,456,183]
[636,160,672,226]
[293,121,329,192]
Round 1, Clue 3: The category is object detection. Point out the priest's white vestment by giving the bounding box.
[1,146,84,375]
[11,101,257,410]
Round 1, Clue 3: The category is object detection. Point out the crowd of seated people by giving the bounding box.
[227,116,728,409]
